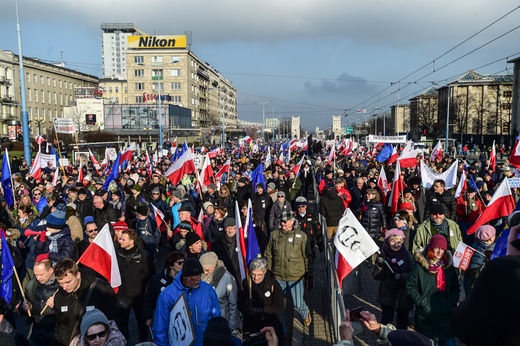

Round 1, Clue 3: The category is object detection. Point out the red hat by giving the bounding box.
[400,202,415,211]
[428,234,448,251]
[113,221,129,231]
[35,253,50,263]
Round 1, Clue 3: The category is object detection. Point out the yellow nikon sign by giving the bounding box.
[128,35,187,49]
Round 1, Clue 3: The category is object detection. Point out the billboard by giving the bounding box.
[128,35,187,49]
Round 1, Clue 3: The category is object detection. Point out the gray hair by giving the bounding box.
[249,257,268,272]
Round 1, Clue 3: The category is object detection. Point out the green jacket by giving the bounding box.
[405,251,460,341]
[412,218,462,254]
[265,227,313,281]
[287,177,302,201]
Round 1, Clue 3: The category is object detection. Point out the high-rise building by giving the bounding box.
[332,115,342,138]
[101,23,146,80]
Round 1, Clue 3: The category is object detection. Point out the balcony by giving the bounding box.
[0,77,11,85]
[1,96,17,105]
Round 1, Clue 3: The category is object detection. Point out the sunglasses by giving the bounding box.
[431,213,444,216]
[277,195,284,198]
[87,228,99,233]
[33,193,41,196]
[86,329,108,341]
[176,261,184,265]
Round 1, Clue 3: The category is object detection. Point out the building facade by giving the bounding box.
[332,115,342,139]
[409,86,438,138]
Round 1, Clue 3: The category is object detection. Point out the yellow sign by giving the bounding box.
[128,35,187,49]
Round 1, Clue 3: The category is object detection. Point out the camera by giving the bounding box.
[349,306,362,321]
[243,332,267,346]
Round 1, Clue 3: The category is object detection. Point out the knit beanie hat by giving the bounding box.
[385,228,405,240]
[181,257,203,278]
[203,316,232,346]
[185,232,201,248]
[475,225,496,241]
[199,252,218,268]
[428,234,448,251]
[178,222,193,232]
[113,221,129,232]
[46,203,67,229]
[80,308,109,337]
[223,218,235,229]
[137,204,148,216]
[203,202,213,211]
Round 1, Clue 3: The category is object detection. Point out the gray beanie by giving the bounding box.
[80,308,109,337]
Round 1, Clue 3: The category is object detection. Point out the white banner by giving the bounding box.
[452,242,475,271]
[40,153,57,169]
[508,178,520,188]
[334,208,380,269]
[368,135,407,143]
[420,159,458,189]
[167,294,194,346]
[53,118,76,134]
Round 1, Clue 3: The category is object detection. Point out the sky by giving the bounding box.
[1,1,519,133]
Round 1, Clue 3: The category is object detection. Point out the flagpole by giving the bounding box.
[6,150,17,208]
[12,264,30,317]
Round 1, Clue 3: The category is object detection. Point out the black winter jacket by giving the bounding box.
[143,270,175,320]
[319,189,345,227]
[116,245,154,301]
[424,189,457,221]
[360,200,387,239]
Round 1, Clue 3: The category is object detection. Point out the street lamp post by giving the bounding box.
[95,121,104,132]
[254,101,272,143]
[35,117,44,135]
[220,88,226,148]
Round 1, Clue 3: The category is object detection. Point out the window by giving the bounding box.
[69,82,72,89]
[115,87,119,92]
[40,76,44,84]
[152,69,164,78]
[152,82,164,91]
[35,108,39,117]
[41,91,45,103]
[151,56,163,63]
[136,96,143,103]
[27,107,31,116]
[124,86,128,93]
[59,80,62,88]
[172,96,181,103]
[504,90,512,98]
[47,77,50,86]
[171,56,180,63]
[60,94,63,105]
[53,78,56,87]
[134,69,144,77]
[64,82,67,89]
[53,92,57,104]
[135,83,145,90]
[26,73,30,83]
[27,89,31,101]
[47,91,51,104]
[33,74,37,83]
[34,90,38,102]
[41,108,45,118]
[134,56,144,64]
[191,97,196,105]
[170,82,181,90]
[170,69,180,77]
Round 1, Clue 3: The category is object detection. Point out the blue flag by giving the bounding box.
[469,175,478,191]
[251,163,266,189]
[172,141,188,162]
[103,151,121,190]
[490,225,510,260]
[376,144,392,163]
[49,146,60,167]
[1,150,13,207]
[246,203,261,265]
[0,234,14,304]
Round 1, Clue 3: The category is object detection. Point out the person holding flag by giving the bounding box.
[463,225,496,296]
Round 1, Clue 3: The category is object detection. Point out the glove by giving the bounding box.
[39,231,47,243]
[393,273,402,282]
[305,273,314,291]
[245,300,263,315]
[376,257,385,268]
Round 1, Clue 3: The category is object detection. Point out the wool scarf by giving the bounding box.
[428,258,447,291]
[430,219,449,237]
[201,261,227,288]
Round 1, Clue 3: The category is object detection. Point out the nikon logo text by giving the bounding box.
[139,36,176,48]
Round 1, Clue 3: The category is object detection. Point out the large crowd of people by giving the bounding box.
[0,137,518,346]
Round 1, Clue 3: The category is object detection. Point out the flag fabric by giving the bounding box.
[377,166,390,205]
[251,163,266,188]
[171,141,188,162]
[165,149,196,185]
[245,199,261,265]
[77,167,84,183]
[0,234,14,303]
[207,147,220,159]
[243,136,252,144]
[489,140,496,172]
[388,160,404,214]
[452,242,475,271]
[30,149,42,181]
[508,138,520,169]
[198,155,214,189]
[77,224,121,291]
[287,157,304,178]
[120,142,135,163]
[215,159,231,182]
[430,141,443,161]
[420,159,458,189]
[387,146,399,166]
[150,203,165,231]
[235,201,247,281]
[467,178,515,235]
[264,149,272,169]
[334,209,379,288]
[327,145,335,165]
[1,149,13,207]
[490,225,510,260]
[276,151,284,166]
[398,141,419,168]
[172,137,177,149]
[455,170,467,199]
[468,175,478,191]
[376,144,392,163]
[34,135,45,145]
[102,151,121,190]
[51,165,59,186]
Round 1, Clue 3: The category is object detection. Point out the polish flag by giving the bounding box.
[398,141,419,168]
[215,159,231,182]
[289,139,299,151]
[264,149,272,169]
[34,135,45,145]
[77,224,121,292]
[377,166,390,205]
[508,138,520,169]
[388,160,404,214]
[430,140,443,161]
[335,251,353,289]
[150,203,165,232]
[51,165,60,186]
[286,157,305,178]
[199,155,214,188]
[387,146,399,165]
[466,178,515,235]
[208,147,220,159]
[489,140,496,171]
[276,151,284,166]
[164,149,196,185]
[120,142,135,163]
[452,242,476,271]
[328,145,335,164]
[243,135,252,144]
[455,170,467,200]
[172,137,177,149]
[89,149,100,171]
[30,150,42,181]
[235,201,247,281]
[77,167,84,183]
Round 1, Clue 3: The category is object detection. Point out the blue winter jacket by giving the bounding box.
[152,270,221,346]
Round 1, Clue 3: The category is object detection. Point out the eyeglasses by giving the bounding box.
[389,239,403,245]
[277,195,284,198]
[176,261,184,265]
[86,329,108,341]
[433,185,442,188]
[33,193,41,196]
[297,205,306,208]
[87,228,99,233]
[431,213,443,216]
[152,193,160,195]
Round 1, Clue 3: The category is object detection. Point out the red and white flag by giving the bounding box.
[489,140,496,171]
[334,209,379,289]
[387,146,399,165]
[243,136,252,144]
[276,151,284,166]
[172,137,177,149]
[452,242,475,271]
[327,145,335,164]
[77,167,84,183]
[286,157,304,178]
[51,165,59,186]
[34,135,45,145]
[430,140,443,161]
[455,170,467,199]
[377,166,390,204]
[509,138,520,169]
[235,201,247,281]
[388,160,404,214]
[199,155,214,188]
[120,142,135,163]
[467,178,515,235]
[164,149,196,185]
[30,150,42,181]
[208,147,220,159]
[77,224,121,292]
[89,149,100,171]
[150,203,165,230]
[398,141,419,168]
[215,159,231,182]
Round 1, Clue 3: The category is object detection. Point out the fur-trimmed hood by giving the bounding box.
[415,250,453,272]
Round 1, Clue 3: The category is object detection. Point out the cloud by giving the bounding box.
[303,73,379,95]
